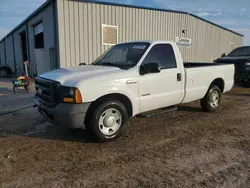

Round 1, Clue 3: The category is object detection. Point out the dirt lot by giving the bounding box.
[0,79,250,188]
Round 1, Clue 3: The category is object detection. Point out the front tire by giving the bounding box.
[88,101,128,142]
[200,85,221,112]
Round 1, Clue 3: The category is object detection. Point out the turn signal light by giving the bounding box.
[63,97,74,103]
[75,88,82,104]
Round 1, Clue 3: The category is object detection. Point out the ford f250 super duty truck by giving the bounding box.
[35,41,234,142]
[214,46,250,87]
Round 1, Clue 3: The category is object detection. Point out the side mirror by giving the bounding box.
[140,63,161,75]
[221,53,226,57]
[79,62,86,66]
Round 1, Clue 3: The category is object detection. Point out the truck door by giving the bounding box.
[138,43,184,113]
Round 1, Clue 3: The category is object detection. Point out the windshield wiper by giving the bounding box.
[95,62,121,68]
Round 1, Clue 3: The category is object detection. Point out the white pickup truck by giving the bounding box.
[35,41,234,142]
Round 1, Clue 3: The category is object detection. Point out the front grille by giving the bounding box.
[35,77,60,107]
[235,72,250,79]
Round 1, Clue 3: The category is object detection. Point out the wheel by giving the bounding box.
[0,68,8,77]
[88,101,128,142]
[200,85,221,112]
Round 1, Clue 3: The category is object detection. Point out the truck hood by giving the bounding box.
[39,65,125,86]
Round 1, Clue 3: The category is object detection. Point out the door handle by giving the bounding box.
[177,73,182,81]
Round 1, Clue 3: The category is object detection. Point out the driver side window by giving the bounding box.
[142,44,177,69]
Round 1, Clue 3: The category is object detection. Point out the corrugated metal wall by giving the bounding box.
[5,35,15,72]
[0,2,55,76]
[56,0,243,68]
[0,41,5,65]
[0,36,15,71]
[26,2,56,75]
[13,25,27,73]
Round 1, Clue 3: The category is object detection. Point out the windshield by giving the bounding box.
[93,42,150,69]
[227,46,250,57]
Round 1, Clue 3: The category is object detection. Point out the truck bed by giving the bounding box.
[182,63,235,104]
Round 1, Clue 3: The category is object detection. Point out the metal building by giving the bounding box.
[0,0,244,77]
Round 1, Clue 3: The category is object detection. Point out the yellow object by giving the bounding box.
[63,98,74,103]
[17,76,25,80]
[75,88,82,104]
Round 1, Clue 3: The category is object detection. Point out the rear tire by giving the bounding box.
[88,101,128,142]
[200,85,221,112]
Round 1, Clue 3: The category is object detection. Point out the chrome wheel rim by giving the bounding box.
[98,108,122,136]
[0,69,7,77]
[210,90,220,108]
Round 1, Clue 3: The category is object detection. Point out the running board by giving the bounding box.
[136,106,178,118]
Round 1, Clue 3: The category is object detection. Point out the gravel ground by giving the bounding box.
[0,79,250,188]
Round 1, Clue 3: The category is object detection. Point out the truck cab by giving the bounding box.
[35,41,234,142]
[214,46,250,87]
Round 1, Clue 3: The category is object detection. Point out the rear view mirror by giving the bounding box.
[221,53,226,57]
[140,63,161,75]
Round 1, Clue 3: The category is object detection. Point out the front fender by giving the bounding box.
[76,81,140,116]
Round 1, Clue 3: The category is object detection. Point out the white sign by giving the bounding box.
[175,37,192,46]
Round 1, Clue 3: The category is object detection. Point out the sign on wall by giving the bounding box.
[175,37,192,47]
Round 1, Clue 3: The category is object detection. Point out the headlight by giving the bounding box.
[60,87,82,104]
[246,62,250,66]
[69,88,74,97]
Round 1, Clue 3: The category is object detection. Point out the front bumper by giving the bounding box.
[36,100,91,129]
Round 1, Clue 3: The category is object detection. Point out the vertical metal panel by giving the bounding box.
[69,1,75,66]
[74,1,80,66]
[83,3,89,63]
[78,1,84,63]
[57,0,66,68]
[95,4,101,59]
[12,25,26,71]
[5,36,15,71]
[27,2,55,76]
[0,41,5,65]
[87,3,93,61]
[100,5,105,54]
[56,0,243,66]
[64,0,71,67]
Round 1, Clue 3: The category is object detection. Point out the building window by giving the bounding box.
[34,22,44,49]
[102,24,118,45]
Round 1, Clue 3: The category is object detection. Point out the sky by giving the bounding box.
[0,0,249,45]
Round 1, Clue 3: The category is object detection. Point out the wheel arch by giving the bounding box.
[210,78,225,93]
[84,93,133,124]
